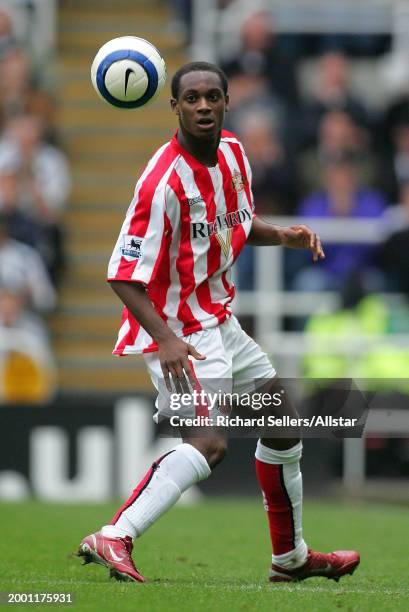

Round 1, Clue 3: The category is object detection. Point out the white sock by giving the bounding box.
[255,440,308,569]
[272,539,308,570]
[101,443,210,540]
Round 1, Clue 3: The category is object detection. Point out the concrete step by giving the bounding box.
[54,0,179,393]
[61,129,170,156]
[59,274,110,294]
[54,337,117,359]
[69,172,143,196]
[68,156,148,177]
[63,251,116,267]
[59,30,181,52]
[60,2,170,20]
[71,171,138,187]
[65,201,126,212]
[57,362,152,393]
[56,295,117,315]
[60,260,108,286]
[56,105,176,130]
[64,209,124,230]
[58,286,117,308]
[57,82,171,104]
[59,51,185,72]
[66,221,115,238]
[57,109,171,134]
[65,234,116,258]
[60,15,172,31]
[69,181,134,206]
[56,89,172,110]
[51,311,120,337]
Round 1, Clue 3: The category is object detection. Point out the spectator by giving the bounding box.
[234,110,297,296]
[383,86,409,147]
[381,224,409,295]
[300,109,375,195]
[168,0,192,42]
[378,110,409,204]
[0,47,55,139]
[0,284,52,347]
[301,51,371,147]
[0,285,56,403]
[291,151,387,294]
[0,7,17,58]
[237,110,297,215]
[0,145,17,208]
[382,181,409,235]
[222,10,299,110]
[0,150,33,245]
[225,72,294,151]
[0,113,71,282]
[0,212,56,313]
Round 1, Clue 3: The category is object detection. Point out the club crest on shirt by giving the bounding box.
[121,235,143,259]
[232,170,245,192]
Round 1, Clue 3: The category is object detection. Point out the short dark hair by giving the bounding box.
[171,61,228,99]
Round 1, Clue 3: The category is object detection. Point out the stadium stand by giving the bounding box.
[53,0,186,393]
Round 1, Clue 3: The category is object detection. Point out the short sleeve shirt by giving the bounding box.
[107,130,255,355]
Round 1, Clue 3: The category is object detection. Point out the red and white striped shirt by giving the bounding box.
[108,130,255,355]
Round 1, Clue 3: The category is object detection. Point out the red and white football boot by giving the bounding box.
[77,531,146,583]
[269,548,360,582]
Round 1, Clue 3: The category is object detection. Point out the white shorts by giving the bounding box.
[144,315,276,421]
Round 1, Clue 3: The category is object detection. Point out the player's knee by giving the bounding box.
[190,438,227,469]
[206,438,227,468]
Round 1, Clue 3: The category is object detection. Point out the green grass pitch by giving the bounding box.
[0,499,408,611]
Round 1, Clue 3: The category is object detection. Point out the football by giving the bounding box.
[90,36,167,109]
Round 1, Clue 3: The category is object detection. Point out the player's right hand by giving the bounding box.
[158,336,206,393]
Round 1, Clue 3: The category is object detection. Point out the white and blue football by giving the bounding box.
[90,36,167,109]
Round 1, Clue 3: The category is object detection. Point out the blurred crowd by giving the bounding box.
[0,6,70,403]
[164,1,409,407]
[218,10,409,299]
[170,3,409,324]
[192,5,409,480]
[168,0,409,388]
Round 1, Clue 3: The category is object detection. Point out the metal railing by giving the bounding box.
[233,216,409,493]
[234,216,397,337]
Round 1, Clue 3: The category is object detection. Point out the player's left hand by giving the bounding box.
[280,225,325,262]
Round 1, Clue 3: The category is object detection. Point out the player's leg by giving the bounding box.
[77,432,224,582]
[250,375,307,570]
[103,439,214,540]
[256,378,359,581]
[257,433,359,582]
[255,431,308,573]
[101,428,226,540]
[180,427,227,468]
[78,327,230,582]
[228,316,360,582]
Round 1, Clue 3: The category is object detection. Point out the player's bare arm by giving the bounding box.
[111,281,205,392]
[247,216,325,263]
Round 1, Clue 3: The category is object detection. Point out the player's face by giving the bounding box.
[171,71,229,140]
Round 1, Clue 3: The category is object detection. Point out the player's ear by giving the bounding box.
[170,97,179,115]
[225,93,229,112]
